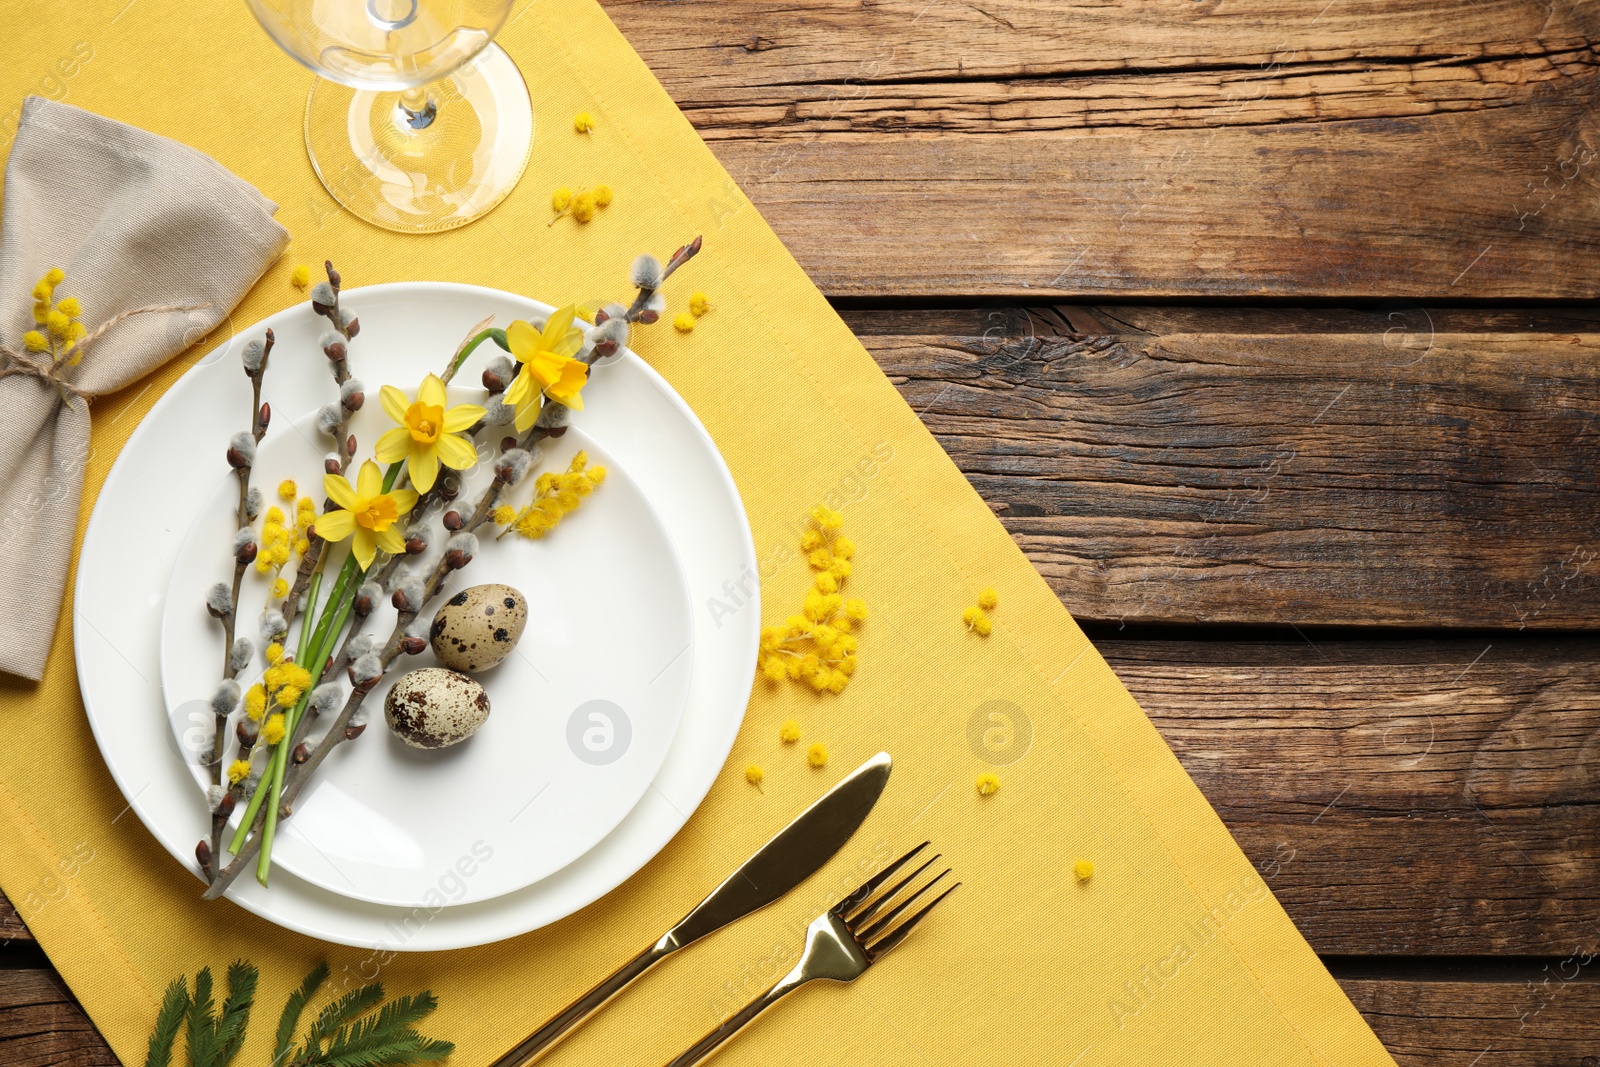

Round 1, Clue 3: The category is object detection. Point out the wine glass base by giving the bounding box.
[304,44,533,234]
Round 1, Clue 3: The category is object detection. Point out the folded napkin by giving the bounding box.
[0,96,289,681]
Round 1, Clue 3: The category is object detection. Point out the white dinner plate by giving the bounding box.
[160,397,694,907]
[77,282,759,948]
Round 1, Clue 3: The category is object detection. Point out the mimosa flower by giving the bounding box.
[504,306,589,431]
[318,460,419,570]
[374,374,485,492]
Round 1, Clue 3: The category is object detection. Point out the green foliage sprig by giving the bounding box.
[144,961,453,1067]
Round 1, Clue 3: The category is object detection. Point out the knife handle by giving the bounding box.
[489,937,675,1067]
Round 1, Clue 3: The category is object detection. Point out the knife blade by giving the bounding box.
[490,751,892,1067]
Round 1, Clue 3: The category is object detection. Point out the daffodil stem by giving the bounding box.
[228,569,322,859]
[240,546,369,886]
[447,328,508,383]
[255,752,286,885]
[305,563,355,675]
[227,762,269,855]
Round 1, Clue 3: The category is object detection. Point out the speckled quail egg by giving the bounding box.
[384,667,490,749]
[429,583,528,673]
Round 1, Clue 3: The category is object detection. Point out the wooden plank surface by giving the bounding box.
[0,970,117,1067]
[1107,636,1600,955]
[1340,976,1600,1065]
[849,306,1600,629]
[0,895,29,946]
[603,0,1600,299]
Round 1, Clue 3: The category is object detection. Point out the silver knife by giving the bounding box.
[488,752,893,1067]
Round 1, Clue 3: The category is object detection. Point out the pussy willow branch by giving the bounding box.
[289,424,541,802]
[280,263,356,631]
[625,236,702,322]
[204,238,705,900]
[204,330,274,880]
[203,422,550,900]
[211,338,535,898]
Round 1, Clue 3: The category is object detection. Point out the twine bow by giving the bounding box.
[0,301,213,405]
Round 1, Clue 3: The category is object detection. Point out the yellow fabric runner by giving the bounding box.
[0,3,1393,1064]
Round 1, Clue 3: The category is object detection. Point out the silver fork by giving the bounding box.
[665,842,957,1067]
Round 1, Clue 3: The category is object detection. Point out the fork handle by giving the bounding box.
[665,973,809,1067]
[490,938,675,1067]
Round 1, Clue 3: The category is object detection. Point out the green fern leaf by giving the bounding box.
[143,977,189,1067]
[214,960,258,1065]
[146,960,453,1067]
[327,990,439,1054]
[311,1029,455,1067]
[274,962,329,1067]
[302,981,385,1055]
[185,966,220,1067]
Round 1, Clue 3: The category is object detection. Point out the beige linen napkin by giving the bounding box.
[0,96,289,681]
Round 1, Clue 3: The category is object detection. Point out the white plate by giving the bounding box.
[159,398,694,907]
[77,282,759,948]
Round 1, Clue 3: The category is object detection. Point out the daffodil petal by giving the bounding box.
[435,433,478,470]
[408,448,439,492]
[323,473,357,511]
[506,320,538,361]
[515,396,539,432]
[379,384,411,424]
[388,488,419,516]
[314,509,355,542]
[504,367,533,407]
[418,373,447,407]
[374,426,413,463]
[375,525,406,555]
[541,305,576,350]
[442,403,486,432]
[357,460,382,499]
[553,326,584,359]
[352,530,377,571]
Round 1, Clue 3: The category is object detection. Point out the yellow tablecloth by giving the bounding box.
[0,2,1393,1063]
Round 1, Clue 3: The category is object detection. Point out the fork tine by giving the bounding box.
[864,881,959,960]
[857,868,949,943]
[836,841,929,918]
[848,854,940,928]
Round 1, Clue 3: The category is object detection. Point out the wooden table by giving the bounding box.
[5,1,1599,1062]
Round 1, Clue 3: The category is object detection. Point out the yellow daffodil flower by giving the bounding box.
[318,460,419,570]
[504,305,588,432]
[374,373,485,492]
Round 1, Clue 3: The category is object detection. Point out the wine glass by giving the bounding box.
[247,0,533,233]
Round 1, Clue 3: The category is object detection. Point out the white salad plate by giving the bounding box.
[76,282,760,949]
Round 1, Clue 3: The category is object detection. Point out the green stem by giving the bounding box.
[226,572,321,857]
[233,463,405,877]
[253,573,324,883]
[305,561,357,669]
[257,555,369,884]
[450,327,508,382]
[255,745,288,884]
[300,574,323,663]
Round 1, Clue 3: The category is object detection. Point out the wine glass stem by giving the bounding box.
[399,86,436,130]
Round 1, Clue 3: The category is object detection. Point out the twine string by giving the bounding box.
[0,301,213,404]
